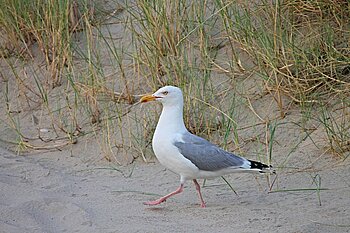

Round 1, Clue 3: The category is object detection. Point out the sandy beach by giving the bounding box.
[1,142,349,233]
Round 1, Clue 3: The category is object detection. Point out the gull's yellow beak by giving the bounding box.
[140,94,156,103]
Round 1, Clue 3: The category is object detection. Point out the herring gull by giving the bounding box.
[140,86,274,207]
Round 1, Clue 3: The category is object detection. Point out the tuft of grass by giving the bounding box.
[0,0,93,87]
[0,0,349,166]
[319,101,350,158]
[216,0,350,103]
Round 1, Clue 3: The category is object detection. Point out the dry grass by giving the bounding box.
[0,0,349,162]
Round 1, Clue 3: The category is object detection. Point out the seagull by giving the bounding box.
[140,86,274,207]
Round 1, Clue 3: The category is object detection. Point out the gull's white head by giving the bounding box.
[140,86,183,106]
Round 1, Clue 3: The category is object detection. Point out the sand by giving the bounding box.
[1,144,349,233]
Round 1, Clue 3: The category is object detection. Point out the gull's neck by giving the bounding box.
[154,104,187,137]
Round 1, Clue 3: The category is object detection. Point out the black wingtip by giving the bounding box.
[248,159,275,174]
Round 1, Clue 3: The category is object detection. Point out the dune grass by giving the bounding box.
[0,0,349,168]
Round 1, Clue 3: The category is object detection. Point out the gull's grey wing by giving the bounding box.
[174,132,247,171]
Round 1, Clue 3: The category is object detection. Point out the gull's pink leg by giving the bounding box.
[193,179,206,208]
[144,184,184,206]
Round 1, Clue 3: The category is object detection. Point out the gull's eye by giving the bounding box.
[162,91,169,95]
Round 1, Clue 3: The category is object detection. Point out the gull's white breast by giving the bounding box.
[152,132,199,178]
